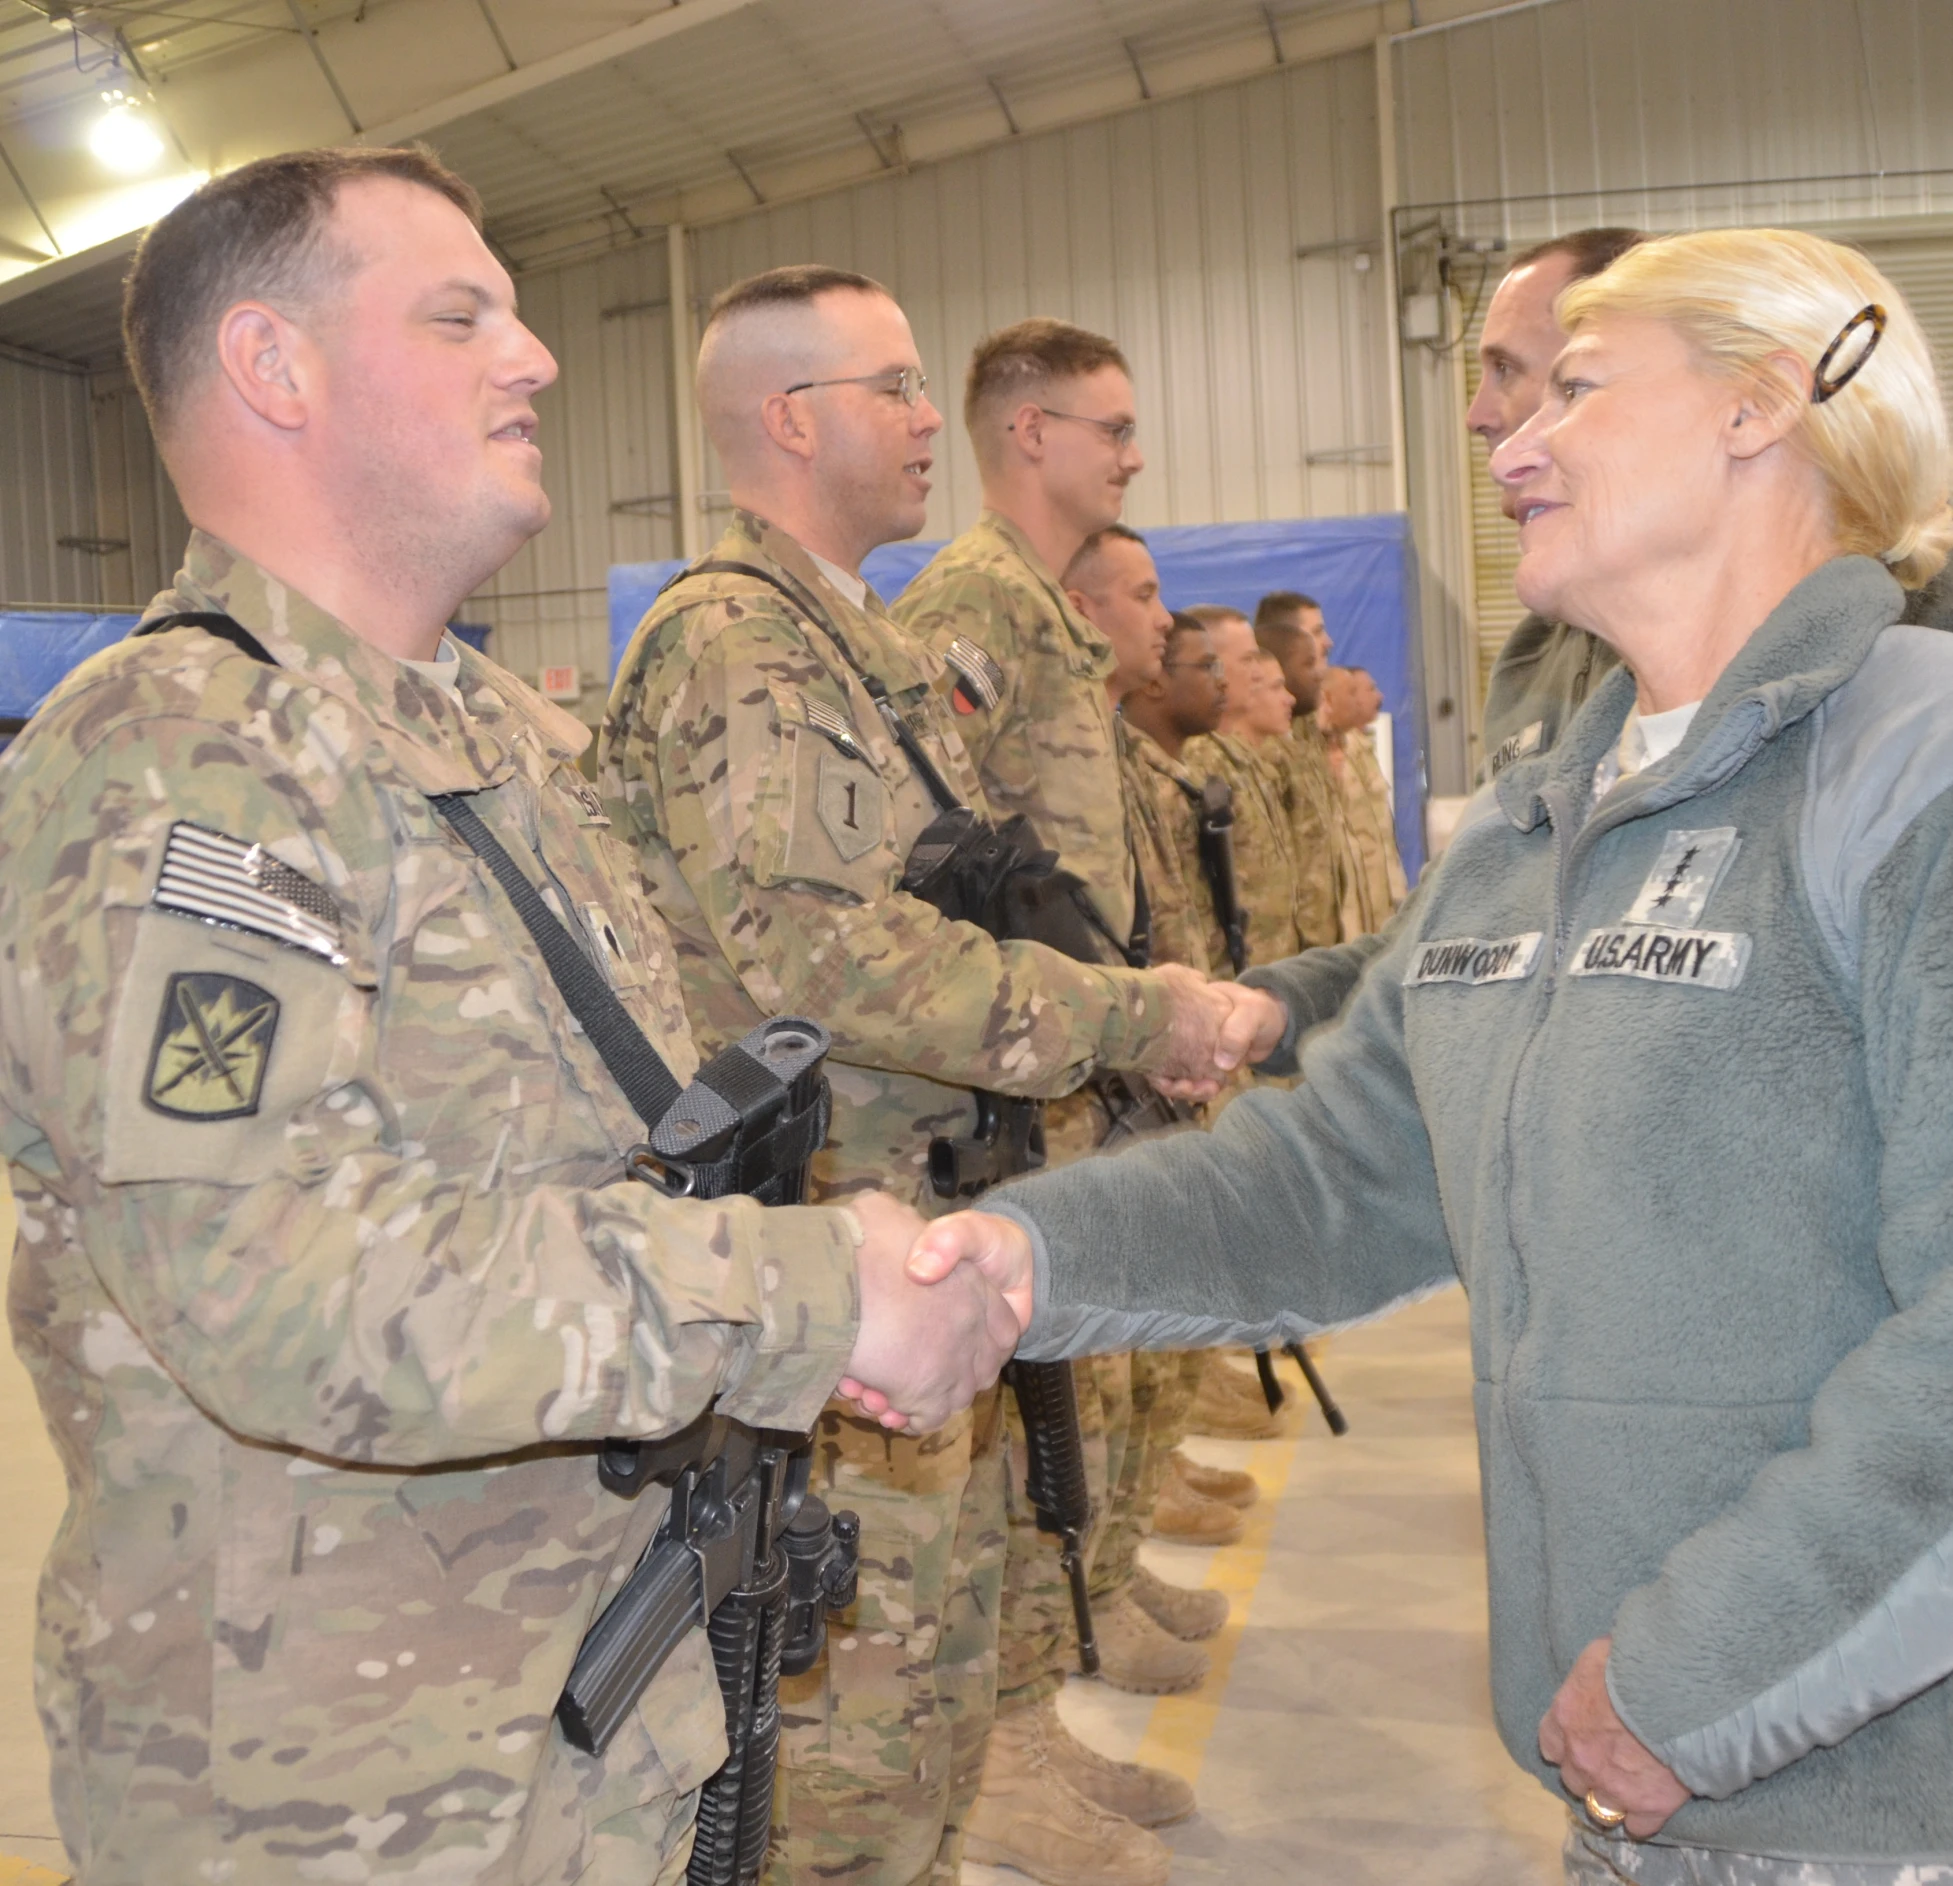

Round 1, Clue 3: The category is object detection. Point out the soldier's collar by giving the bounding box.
[976,509,1115,680]
[724,511,944,695]
[172,530,579,791]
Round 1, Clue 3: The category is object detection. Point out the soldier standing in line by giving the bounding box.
[0,150,1016,1886]
[1253,591,1348,951]
[895,320,1284,1886]
[1058,538,1242,1683]
[598,271,1261,1886]
[1178,606,1325,1443]
[1104,603,1269,1554]
[1320,664,1409,934]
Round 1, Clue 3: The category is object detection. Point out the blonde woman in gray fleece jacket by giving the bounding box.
[868,230,1953,1883]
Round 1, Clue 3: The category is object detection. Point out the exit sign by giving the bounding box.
[539,664,581,701]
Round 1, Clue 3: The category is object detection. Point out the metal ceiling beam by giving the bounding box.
[0,130,58,257]
[473,0,517,74]
[282,0,362,135]
[358,0,761,148]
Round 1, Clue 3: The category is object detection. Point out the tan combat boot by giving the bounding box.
[1130,1562,1230,1642]
[1092,1588,1209,1693]
[964,1701,1173,1886]
[1169,1447,1260,1509]
[1151,1471,1246,1546]
[1186,1357,1285,1440]
[1039,1694,1197,1827]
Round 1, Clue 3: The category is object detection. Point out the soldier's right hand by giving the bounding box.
[840,1191,1025,1432]
[1150,963,1291,1093]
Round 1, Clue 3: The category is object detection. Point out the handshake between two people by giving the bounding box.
[835,974,1286,1430]
[837,1194,1041,1432]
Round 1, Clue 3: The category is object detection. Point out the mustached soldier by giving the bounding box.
[0,151,1010,1886]
[599,268,1248,1886]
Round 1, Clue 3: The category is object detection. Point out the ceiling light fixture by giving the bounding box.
[89,100,164,174]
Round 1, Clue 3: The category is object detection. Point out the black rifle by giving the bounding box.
[1253,1341,1350,1437]
[1186,774,1248,977]
[134,610,859,1885]
[427,795,856,1886]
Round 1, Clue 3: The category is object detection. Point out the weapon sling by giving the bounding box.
[131,610,854,1885]
[662,558,1115,1673]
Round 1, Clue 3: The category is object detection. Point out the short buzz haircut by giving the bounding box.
[1062,521,1145,588]
[965,317,1129,439]
[1253,590,1320,636]
[1510,227,1646,284]
[703,263,886,334]
[1185,602,1249,632]
[123,144,481,441]
[1164,610,1208,657]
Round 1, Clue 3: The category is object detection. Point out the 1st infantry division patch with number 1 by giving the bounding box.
[144,971,280,1121]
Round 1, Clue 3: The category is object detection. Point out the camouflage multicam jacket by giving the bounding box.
[1332,728,1409,938]
[893,510,1140,951]
[598,512,1174,1210]
[1116,720,1228,978]
[0,534,860,1885]
[1182,731,1310,969]
[1267,721,1346,949]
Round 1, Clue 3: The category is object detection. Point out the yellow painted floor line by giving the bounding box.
[0,1858,67,1885]
[1131,1386,1311,1790]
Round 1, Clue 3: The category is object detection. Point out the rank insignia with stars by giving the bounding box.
[143,972,280,1121]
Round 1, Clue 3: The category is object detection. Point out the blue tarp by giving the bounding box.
[0,612,143,726]
[609,511,1425,878]
[0,613,495,733]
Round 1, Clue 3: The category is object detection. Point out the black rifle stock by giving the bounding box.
[1190,774,1248,977]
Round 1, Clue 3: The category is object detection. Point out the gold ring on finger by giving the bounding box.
[1584,1791,1628,1829]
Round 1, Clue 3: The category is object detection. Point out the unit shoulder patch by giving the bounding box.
[815,748,883,861]
[1569,925,1750,990]
[144,971,280,1120]
[1404,933,1544,988]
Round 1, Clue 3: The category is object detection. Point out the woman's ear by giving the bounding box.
[1726,354,1808,461]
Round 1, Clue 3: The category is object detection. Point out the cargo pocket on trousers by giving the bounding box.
[779,1479,934,1782]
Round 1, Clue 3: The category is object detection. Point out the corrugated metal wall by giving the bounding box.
[0,354,104,609]
[1394,0,1953,240]
[689,49,1392,541]
[463,240,683,714]
[90,366,189,608]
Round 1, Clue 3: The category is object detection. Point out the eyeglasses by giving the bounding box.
[1033,406,1138,449]
[1163,657,1223,676]
[783,366,929,407]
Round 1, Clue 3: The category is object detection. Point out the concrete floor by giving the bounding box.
[0,1169,1565,1886]
[969,1307,1567,1886]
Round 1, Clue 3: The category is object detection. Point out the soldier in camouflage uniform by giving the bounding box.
[1117,621,1272,1538]
[1182,608,1309,975]
[599,274,1246,1886]
[0,152,1011,1886]
[896,322,1280,1886]
[1254,596,1348,950]
[1321,665,1408,935]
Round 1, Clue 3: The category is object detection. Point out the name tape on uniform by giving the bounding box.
[1487,720,1544,779]
[1569,924,1750,990]
[1405,933,1544,988]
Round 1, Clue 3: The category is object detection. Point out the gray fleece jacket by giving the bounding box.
[997,557,1953,1860]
